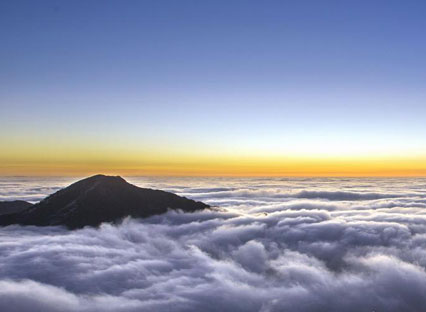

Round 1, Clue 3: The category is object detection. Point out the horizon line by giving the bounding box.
[1,174,426,179]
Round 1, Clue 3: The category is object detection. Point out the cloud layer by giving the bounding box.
[1,177,426,311]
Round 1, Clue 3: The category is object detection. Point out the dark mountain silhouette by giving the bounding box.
[0,175,209,229]
[0,200,33,216]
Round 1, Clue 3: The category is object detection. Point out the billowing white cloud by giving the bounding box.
[1,177,426,311]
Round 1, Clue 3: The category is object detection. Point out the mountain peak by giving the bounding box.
[0,175,209,229]
[64,174,127,189]
[82,174,126,182]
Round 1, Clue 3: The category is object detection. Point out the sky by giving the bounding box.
[1,0,426,176]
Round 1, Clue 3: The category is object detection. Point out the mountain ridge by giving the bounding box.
[0,175,209,229]
[0,200,33,216]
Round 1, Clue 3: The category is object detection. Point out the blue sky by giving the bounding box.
[1,1,426,174]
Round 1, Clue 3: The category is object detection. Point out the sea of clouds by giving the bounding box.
[1,177,426,311]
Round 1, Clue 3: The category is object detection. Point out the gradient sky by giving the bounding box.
[1,0,426,176]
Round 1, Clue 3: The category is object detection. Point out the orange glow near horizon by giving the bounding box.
[2,125,426,177]
[1,154,425,177]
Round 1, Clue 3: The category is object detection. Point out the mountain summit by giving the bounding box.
[0,175,209,229]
